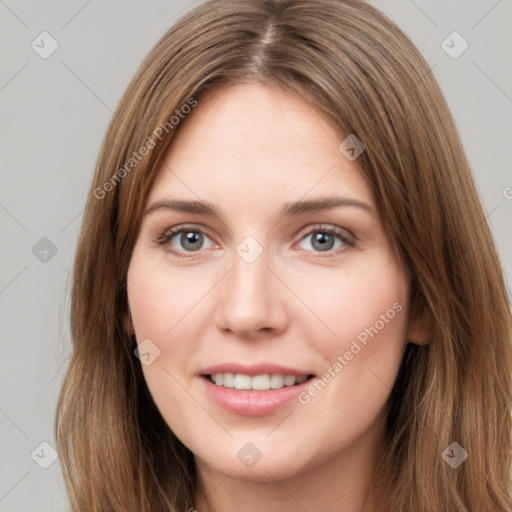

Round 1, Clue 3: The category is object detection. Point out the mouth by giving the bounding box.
[199,364,317,415]
[202,373,316,391]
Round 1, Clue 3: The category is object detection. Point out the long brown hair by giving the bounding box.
[54,0,512,510]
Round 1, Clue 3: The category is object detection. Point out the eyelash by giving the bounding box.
[154,223,356,259]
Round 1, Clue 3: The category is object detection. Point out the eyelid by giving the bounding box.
[294,223,356,244]
[158,223,211,240]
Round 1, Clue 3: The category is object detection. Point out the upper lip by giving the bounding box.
[199,362,314,377]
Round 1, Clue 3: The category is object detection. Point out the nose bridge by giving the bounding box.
[229,243,272,308]
[217,237,284,334]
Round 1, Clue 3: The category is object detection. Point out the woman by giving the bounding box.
[54,0,512,510]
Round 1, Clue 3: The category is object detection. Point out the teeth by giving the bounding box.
[233,374,252,390]
[270,374,284,389]
[252,374,270,390]
[284,376,296,386]
[210,373,309,390]
[223,372,234,387]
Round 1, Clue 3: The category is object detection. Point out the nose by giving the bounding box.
[215,245,289,339]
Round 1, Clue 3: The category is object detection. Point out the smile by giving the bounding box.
[198,363,316,415]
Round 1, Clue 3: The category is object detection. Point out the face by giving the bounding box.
[127,83,413,483]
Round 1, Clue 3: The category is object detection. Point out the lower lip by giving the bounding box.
[200,376,314,416]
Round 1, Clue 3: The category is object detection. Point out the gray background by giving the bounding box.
[1,1,510,510]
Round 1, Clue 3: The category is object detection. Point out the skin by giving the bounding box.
[126,83,425,512]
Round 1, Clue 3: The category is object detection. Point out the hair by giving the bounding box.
[54,0,512,510]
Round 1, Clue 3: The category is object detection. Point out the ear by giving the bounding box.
[406,296,433,346]
[123,311,135,335]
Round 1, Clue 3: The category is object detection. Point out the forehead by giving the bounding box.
[167,83,338,156]
[147,83,374,210]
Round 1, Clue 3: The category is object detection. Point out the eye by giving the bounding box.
[156,225,215,256]
[155,223,355,258]
[296,225,354,255]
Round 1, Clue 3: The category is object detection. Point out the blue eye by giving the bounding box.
[299,231,342,252]
[296,226,354,255]
[158,226,214,255]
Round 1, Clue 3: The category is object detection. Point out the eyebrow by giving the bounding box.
[144,196,373,218]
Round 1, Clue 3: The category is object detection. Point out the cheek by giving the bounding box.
[126,251,223,394]
[126,255,208,433]
[290,257,409,352]
[127,253,210,342]
[295,258,409,426]
[290,257,408,404]
[330,268,408,353]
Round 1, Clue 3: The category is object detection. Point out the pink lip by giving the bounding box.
[199,362,312,377]
[197,362,315,416]
[199,376,314,416]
